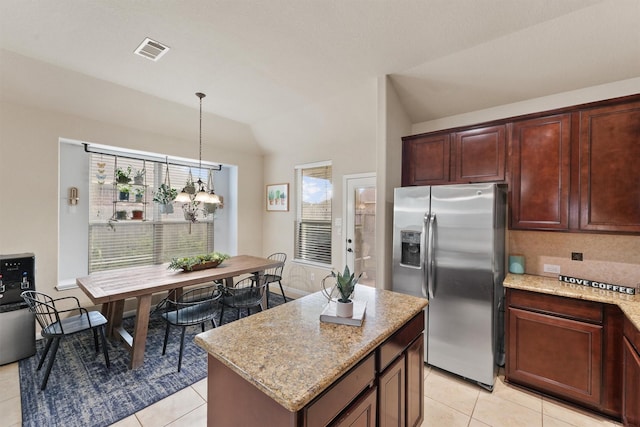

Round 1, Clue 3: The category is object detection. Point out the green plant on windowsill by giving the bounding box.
[168,252,231,271]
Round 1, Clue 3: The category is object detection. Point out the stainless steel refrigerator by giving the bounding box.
[392,183,506,389]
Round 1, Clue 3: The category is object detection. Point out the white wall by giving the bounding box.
[0,100,263,306]
[253,79,378,296]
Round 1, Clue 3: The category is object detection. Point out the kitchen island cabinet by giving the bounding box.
[504,274,640,423]
[623,316,640,427]
[195,286,427,427]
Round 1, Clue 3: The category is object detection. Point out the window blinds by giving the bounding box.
[295,164,332,265]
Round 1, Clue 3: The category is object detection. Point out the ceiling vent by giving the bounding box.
[134,37,170,61]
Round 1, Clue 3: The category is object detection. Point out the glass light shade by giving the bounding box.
[207,192,221,204]
[175,190,191,203]
[195,190,209,202]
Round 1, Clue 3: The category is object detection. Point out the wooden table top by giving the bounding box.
[76,255,282,304]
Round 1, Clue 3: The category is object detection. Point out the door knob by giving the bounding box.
[347,248,353,253]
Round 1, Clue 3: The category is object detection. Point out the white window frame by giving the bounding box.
[294,160,332,267]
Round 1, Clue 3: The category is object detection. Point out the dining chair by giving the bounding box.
[253,252,287,307]
[161,285,222,372]
[220,277,269,323]
[21,290,110,390]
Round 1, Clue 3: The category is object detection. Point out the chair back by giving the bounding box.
[223,277,268,309]
[21,291,63,334]
[265,252,286,280]
[163,285,221,327]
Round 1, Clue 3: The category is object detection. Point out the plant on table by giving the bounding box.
[333,265,362,303]
[168,252,230,271]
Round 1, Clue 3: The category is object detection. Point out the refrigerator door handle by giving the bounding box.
[421,213,429,298]
[427,213,436,299]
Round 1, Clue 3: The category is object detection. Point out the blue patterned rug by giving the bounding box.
[19,292,286,427]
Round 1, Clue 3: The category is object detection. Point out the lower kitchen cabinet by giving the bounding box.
[623,317,640,427]
[333,386,378,427]
[505,288,622,418]
[378,354,406,427]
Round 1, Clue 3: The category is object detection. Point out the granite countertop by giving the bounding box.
[503,273,640,330]
[194,285,427,412]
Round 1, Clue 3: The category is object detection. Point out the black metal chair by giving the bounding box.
[220,277,268,322]
[253,252,287,307]
[161,285,222,372]
[21,290,110,390]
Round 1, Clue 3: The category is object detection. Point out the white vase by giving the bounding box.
[336,300,353,317]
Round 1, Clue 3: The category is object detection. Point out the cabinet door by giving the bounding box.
[507,307,603,407]
[579,101,640,232]
[378,354,406,427]
[452,125,505,183]
[510,114,571,230]
[402,134,450,186]
[623,337,640,427]
[405,335,424,427]
[332,386,377,427]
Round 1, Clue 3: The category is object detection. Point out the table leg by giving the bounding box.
[129,294,152,369]
[102,300,124,338]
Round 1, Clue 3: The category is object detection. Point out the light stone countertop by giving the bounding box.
[194,285,428,412]
[503,273,640,330]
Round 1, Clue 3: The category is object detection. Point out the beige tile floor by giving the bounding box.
[0,361,623,427]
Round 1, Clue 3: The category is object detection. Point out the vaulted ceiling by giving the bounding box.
[1,0,638,153]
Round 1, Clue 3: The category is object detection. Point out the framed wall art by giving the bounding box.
[266,183,289,211]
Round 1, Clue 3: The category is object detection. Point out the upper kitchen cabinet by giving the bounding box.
[510,114,571,231]
[451,125,506,183]
[401,125,506,186]
[402,133,450,186]
[578,101,640,233]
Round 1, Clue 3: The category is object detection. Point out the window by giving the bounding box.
[87,152,216,273]
[294,162,332,265]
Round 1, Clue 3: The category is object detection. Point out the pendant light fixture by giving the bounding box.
[176,92,221,207]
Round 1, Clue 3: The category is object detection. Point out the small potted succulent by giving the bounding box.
[115,166,132,184]
[133,168,145,185]
[332,266,362,317]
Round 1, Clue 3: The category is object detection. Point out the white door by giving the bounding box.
[343,174,376,287]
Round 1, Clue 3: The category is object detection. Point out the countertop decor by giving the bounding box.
[194,285,427,412]
[167,252,230,272]
[503,273,640,330]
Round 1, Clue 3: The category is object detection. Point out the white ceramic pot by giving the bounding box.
[336,300,354,318]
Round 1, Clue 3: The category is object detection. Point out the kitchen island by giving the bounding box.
[195,285,428,427]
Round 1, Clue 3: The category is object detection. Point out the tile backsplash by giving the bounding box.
[508,230,640,288]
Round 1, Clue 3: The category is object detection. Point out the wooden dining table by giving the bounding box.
[76,255,283,369]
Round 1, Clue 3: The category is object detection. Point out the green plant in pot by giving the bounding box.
[133,168,145,185]
[118,184,131,201]
[115,166,132,184]
[134,187,145,202]
[332,266,362,317]
[153,183,177,213]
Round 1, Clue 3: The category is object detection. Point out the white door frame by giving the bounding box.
[342,172,376,272]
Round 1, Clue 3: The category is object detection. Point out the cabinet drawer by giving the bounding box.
[305,353,376,427]
[624,316,640,354]
[378,310,425,372]
[507,288,602,324]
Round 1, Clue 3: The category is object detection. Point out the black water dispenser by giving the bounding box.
[400,231,421,267]
[0,253,36,365]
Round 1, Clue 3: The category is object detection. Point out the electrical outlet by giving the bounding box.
[571,252,583,261]
[543,264,561,274]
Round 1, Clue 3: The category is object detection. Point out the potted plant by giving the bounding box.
[133,168,145,185]
[332,266,362,317]
[168,252,230,271]
[115,166,132,184]
[115,210,127,220]
[153,183,177,213]
[131,209,144,220]
[118,184,131,201]
[134,187,145,202]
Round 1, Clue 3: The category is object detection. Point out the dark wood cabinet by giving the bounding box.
[405,334,424,427]
[452,125,506,183]
[402,133,450,186]
[333,386,378,427]
[578,101,640,233]
[505,289,623,417]
[378,354,406,427]
[623,318,640,427]
[510,114,571,230]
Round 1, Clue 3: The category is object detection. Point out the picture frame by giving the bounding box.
[266,183,289,212]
